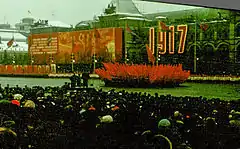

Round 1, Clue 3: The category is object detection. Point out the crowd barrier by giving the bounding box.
[0,65,51,75]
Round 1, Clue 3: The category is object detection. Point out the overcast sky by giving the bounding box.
[0,0,199,26]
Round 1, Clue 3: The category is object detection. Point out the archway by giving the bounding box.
[197,44,215,74]
[200,44,215,62]
[235,22,240,37]
[183,44,201,73]
[236,44,240,62]
[215,43,230,63]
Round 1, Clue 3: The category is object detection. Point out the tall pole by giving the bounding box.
[193,18,197,73]
[71,30,74,73]
[93,24,96,74]
[93,34,96,74]
[124,20,127,63]
[30,30,33,66]
[71,53,74,72]
[156,20,159,66]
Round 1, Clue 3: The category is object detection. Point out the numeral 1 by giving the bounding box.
[149,27,155,54]
[169,26,175,54]
[158,31,167,55]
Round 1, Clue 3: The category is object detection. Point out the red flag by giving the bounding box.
[200,23,209,31]
[7,38,14,47]
[126,24,136,35]
[126,24,132,33]
[146,44,155,64]
[160,22,169,31]
[126,24,140,38]
[94,28,100,38]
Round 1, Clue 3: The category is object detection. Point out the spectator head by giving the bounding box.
[99,115,113,123]
[158,119,171,128]
[13,94,23,101]
[23,100,36,109]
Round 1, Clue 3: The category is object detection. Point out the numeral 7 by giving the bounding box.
[177,25,188,54]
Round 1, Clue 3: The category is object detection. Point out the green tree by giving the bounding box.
[128,27,149,64]
[3,50,8,64]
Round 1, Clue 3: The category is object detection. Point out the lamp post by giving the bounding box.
[72,60,75,72]
[71,53,75,73]
[93,54,96,74]
[12,55,15,65]
[156,16,167,66]
[29,56,34,73]
[194,18,197,73]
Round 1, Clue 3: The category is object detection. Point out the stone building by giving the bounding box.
[30,20,72,34]
[85,0,240,73]
[15,17,35,32]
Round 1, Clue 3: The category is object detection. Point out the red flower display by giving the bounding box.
[96,63,190,87]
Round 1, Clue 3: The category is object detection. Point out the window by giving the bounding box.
[236,45,240,62]
[217,22,229,40]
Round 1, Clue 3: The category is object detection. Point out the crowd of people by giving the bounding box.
[56,63,103,74]
[0,82,239,149]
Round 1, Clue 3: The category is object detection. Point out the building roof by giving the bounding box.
[119,17,151,21]
[76,21,92,27]
[48,21,71,28]
[32,20,72,29]
[0,29,18,32]
[107,0,144,17]
[144,8,220,20]
[0,30,27,41]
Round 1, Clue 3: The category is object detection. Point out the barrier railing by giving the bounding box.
[0,65,51,75]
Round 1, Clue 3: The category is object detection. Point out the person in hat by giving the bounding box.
[70,73,77,88]
[229,110,240,126]
[76,74,82,87]
[82,72,90,88]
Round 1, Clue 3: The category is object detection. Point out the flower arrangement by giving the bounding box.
[95,63,190,87]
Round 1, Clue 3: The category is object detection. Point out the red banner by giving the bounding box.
[29,28,123,64]
[28,33,58,64]
[0,65,51,75]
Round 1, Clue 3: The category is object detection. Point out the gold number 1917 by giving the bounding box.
[149,23,188,54]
